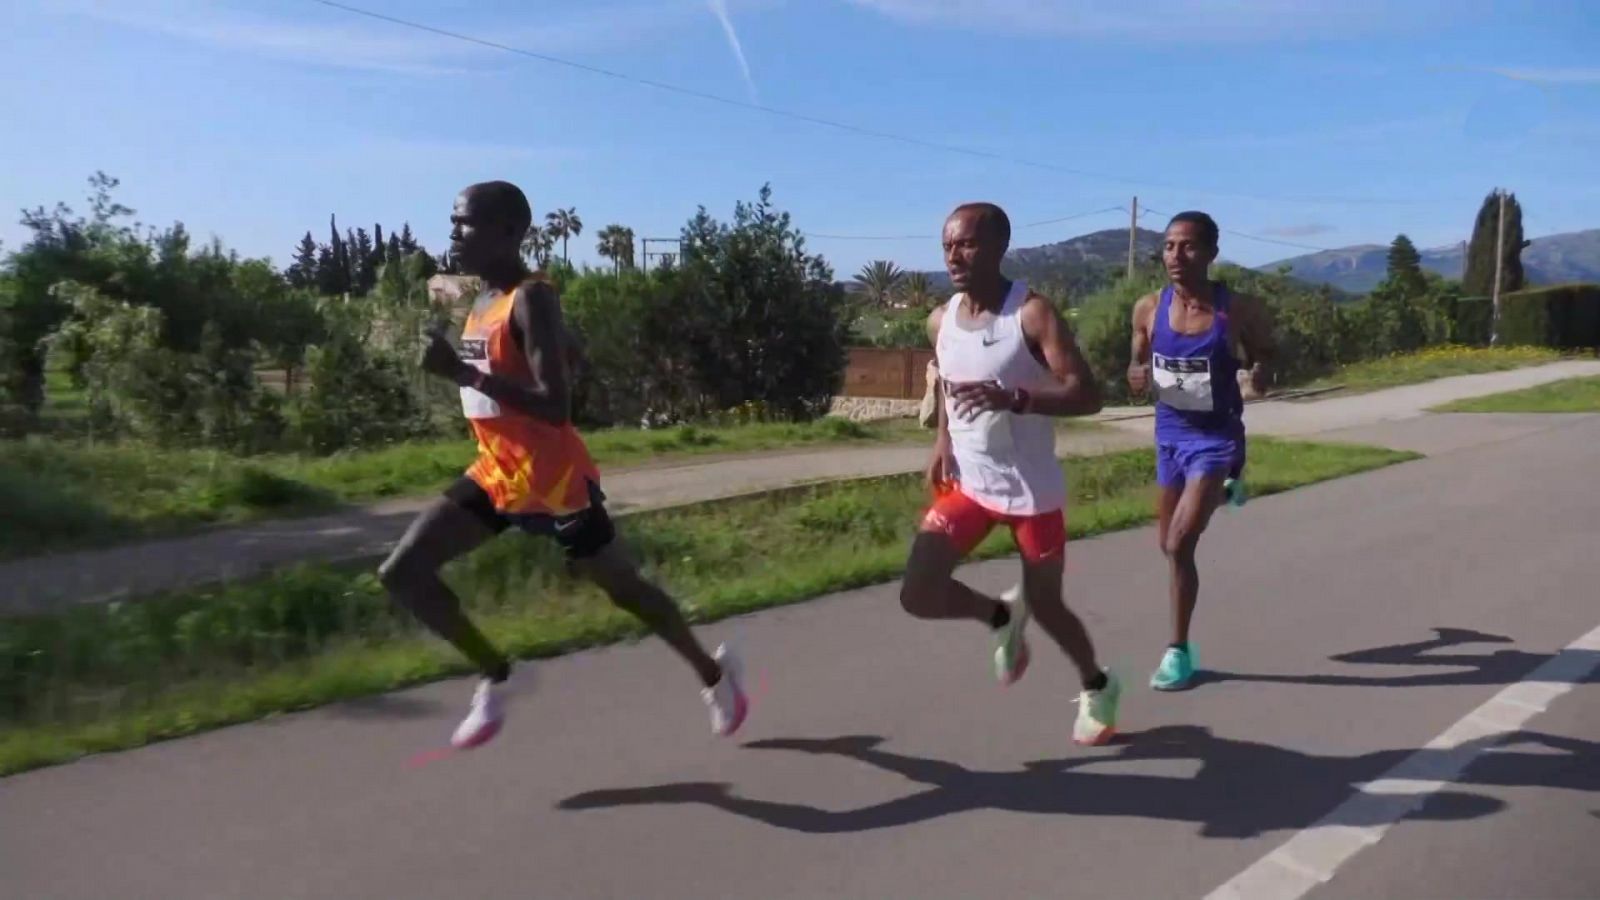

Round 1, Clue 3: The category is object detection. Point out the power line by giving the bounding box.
[309,0,1433,208]
[1140,204,1333,253]
[1023,205,1128,228]
[803,231,932,241]
[1220,231,1334,253]
[805,204,1126,242]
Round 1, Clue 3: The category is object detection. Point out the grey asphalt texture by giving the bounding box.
[3,409,1596,899]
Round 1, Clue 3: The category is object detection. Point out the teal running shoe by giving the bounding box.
[1224,477,1247,507]
[1150,644,1197,691]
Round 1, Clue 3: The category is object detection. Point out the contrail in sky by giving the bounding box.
[708,0,758,103]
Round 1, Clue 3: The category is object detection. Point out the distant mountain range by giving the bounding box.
[917,227,1165,294]
[1259,229,1600,294]
[867,226,1598,303]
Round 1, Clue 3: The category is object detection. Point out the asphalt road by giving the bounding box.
[2,412,1597,899]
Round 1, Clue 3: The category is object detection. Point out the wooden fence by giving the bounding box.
[838,347,936,399]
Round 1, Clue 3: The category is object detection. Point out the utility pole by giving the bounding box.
[1127,196,1139,281]
[640,237,683,274]
[1491,188,1506,346]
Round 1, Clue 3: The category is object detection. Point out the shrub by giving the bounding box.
[1074,274,1160,405]
[1498,284,1600,349]
[42,283,284,451]
[292,304,433,453]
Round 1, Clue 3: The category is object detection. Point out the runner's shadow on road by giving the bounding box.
[557,727,1598,836]
[1195,627,1589,690]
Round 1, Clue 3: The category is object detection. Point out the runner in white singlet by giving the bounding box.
[901,202,1122,747]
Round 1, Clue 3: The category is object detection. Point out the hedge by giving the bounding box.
[1498,284,1600,349]
[1452,296,1494,346]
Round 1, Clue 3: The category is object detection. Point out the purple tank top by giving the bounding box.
[1151,283,1244,442]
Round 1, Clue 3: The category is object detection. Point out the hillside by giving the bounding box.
[917,227,1165,297]
[1523,229,1600,284]
[879,226,1337,303]
[1261,229,1600,293]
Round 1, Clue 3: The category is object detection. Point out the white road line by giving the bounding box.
[1207,622,1600,900]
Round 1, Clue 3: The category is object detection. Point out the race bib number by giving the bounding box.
[458,338,501,419]
[1153,353,1214,412]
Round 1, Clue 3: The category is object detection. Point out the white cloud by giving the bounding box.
[844,0,1448,43]
[1486,67,1600,86]
[52,0,778,77]
[708,0,760,103]
[55,0,476,76]
[1181,114,1454,151]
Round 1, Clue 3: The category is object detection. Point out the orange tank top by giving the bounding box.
[458,279,600,516]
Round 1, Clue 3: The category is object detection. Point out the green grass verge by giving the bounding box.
[0,416,934,560]
[0,437,1416,776]
[1305,345,1564,394]
[1430,375,1600,413]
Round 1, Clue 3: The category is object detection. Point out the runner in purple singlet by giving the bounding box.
[1127,211,1276,691]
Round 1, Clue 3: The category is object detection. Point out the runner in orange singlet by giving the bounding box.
[379,181,747,750]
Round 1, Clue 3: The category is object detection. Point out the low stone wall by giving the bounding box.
[829,396,924,422]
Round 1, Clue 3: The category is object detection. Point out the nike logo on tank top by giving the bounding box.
[935,280,1066,516]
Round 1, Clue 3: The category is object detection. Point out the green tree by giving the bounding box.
[896,270,937,309]
[352,227,377,295]
[318,216,350,296]
[44,282,283,450]
[294,303,428,453]
[2,171,140,415]
[1463,190,1528,300]
[853,260,905,308]
[546,207,583,265]
[397,223,420,256]
[288,231,319,289]
[677,184,850,420]
[1385,234,1425,298]
[521,223,556,269]
[595,224,636,273]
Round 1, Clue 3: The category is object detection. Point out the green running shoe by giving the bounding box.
[1150,644,1197,691]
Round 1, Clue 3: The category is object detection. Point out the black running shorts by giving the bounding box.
[444,476,616,560]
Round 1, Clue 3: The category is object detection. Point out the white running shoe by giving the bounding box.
[1072,669,1121,747]
[993,585,1031,686]
[451,677,506,750]
[702,643,749,737]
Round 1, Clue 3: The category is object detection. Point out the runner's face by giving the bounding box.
[449,190,519,275]
[1163,221,1216,284]
[943,211,1002,291]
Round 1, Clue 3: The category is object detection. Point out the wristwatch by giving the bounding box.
[1010,387,1030,414]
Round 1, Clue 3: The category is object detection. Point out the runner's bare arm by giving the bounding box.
[925,308,955,486]
[1017,293,1103,417]
[455,281,573,425]
[1128,293,1157,395]
[926,308,950,438]
[1232,292,1277,396]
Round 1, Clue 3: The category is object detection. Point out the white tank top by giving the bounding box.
[936,280,1066,516]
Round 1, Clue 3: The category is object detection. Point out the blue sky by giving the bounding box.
[4,0,1598,277]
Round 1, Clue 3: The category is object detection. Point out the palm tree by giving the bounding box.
[854,260,906,308]
[546,207,583,265]
[596,224,636,274]
[521,224,555,268]
[897,271,936,309]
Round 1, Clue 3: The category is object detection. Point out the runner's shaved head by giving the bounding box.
[949,202,1011,248]
[462,181,533,238]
